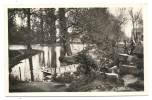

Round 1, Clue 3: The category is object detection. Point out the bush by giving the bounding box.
[95,72,124,86]
[127,80,144,91]
[55,72,74,83]
[118,66,137,76]
[75,51,98,70]
[9,74,20,85]
[66,71,96,92]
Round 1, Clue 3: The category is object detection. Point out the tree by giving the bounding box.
[128,8,142,42]
[113,8,127,51]
[8,9,17,44]
[58,8,72,57]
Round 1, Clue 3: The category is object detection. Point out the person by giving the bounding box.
[123,40,128,54]
[139,40,143,54]
[130,39,136,55]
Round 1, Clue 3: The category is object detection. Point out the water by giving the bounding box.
[9,44,85,81]
[10,53,44,81]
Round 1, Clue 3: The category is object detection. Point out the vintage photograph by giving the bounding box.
[5,4,147,96]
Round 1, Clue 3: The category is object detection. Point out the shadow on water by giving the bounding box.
[9,44,84,82]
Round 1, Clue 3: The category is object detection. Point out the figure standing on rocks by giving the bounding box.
[130,39,136,55]
[123,40,128,54]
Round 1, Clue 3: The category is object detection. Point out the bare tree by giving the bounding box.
[128,8,142,42]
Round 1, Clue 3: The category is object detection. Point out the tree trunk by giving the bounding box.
[51,44,57,80]
[27,8,34,81]
[27,8,32,49]
[29,57,34,81]
[40,8,44,44]
[117,25,119,52]
[135,22,138,42]
[132,22,136,41]
[27,9,31,32]
[59,8,72,56]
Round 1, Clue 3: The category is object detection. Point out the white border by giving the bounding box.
[4,3,148,96]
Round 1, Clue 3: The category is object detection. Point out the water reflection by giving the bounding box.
[9,44,85,81]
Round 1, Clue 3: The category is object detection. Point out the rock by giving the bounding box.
[105,73,119,80]
[109,65,118,73]
[111,86,135,91]
[133,45,143,54]
[100,72,124,85]
[122,75,138,86]
[70,72,74,75]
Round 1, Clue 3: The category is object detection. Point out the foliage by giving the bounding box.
[8,8,127,50]
[9,74,20,85]
[66,70,96,92]
[8,8,57,45]
[118,65,144,77]
[75,50,98,71]
[94,71,124,86]
[127,80,144,91]
[54,72,74,83]
[65,49,99,91]
[67,8,127,49]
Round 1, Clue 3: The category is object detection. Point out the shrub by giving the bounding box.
[75,51,98,70]
[66,71,96,92]
[55,72,74,83]
[127,80,144,91]
[9,74,20,85]
[136,59,144,69]
[95,72,124,86]
[118,66,137,76]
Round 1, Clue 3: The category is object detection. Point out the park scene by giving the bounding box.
[8,7,144,92]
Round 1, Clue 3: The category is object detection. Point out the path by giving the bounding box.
[9,81,69,92]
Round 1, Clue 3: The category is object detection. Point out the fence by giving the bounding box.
[42,64,79,75]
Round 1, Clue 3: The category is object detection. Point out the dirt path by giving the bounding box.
[9,82,69,92]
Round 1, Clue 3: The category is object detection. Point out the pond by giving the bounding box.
[9,43,85,82]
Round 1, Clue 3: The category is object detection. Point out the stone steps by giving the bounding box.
[122,64,137,68]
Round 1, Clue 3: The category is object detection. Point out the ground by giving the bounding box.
[9,81,69,92]
[9,74,144,92]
